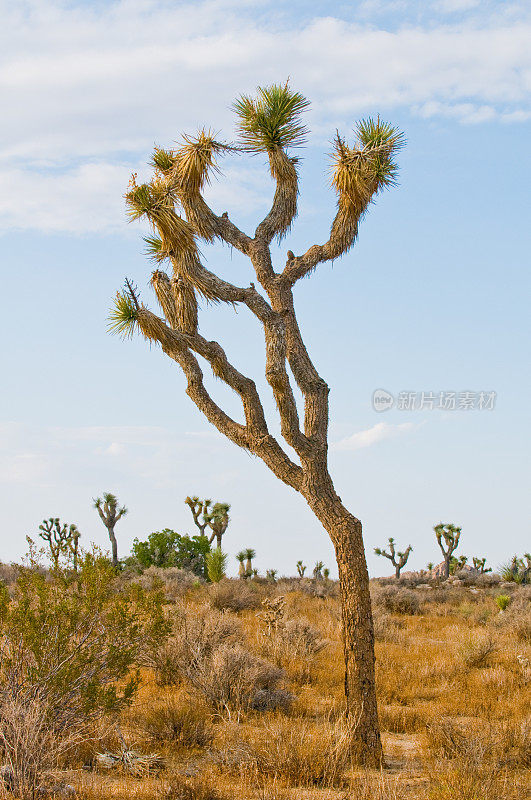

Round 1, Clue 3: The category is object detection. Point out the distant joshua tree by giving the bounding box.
[37,518,80,570]
[313,560,324,580]
[450,554,468,575]
[434,523,462,579]
[94,492,128,567]
[266,569,278,583]
[323,567,330,580]
[244,548,256,576]
[374,537,413,579]
[185,497,230,549]
[296,560,306,578]
[472,557,492,574]
[236,550,247,579]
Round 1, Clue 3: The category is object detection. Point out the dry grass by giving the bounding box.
[3,580,529,800]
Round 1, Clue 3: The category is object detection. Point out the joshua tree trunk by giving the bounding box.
[443,554,451,579]
[113,83,405,766]
[108,526,118,567]
[308,491,379,756]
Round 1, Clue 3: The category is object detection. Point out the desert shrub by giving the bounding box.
[456,634,497,670]
[217,715,352,786]
[135,565,200,602]
[259,615,326,682]
[297,578,338,599]
[0,562,19,588]
[372,585,420,615]
[199,642,293,713]
[209,579,261,611]
[133,694,213,748]
[475,572,501,588]
[146,603,242,685]
[149,604,291,713]
[490,592,531,643]
[0,554,167,799]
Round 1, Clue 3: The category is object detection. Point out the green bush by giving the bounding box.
[0,552,169,798]
[131,529,211,577]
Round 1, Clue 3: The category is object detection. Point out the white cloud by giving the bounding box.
[332,421,418,451]
[0,421,227,487]
[1,0,530,232]
[0,163,130,233]
[415,100,498,124]
[437,0,480,12]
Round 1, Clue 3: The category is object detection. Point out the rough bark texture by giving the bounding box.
[120,117,404,766]
[308,492,380,760]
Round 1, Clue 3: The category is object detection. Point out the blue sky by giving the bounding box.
[1,0,529,576]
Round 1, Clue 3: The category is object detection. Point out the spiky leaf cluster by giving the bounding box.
[126,179,195,254]
[332,118,405,220]
[233,82,310,153]
[174,129,231,195]
[108,288,139,339]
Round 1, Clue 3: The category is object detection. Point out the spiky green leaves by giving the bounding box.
[233,83,310,153]
[126,178,196,254]
[108,285,139,339]
[332,118,405,221]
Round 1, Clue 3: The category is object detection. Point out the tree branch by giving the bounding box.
[255,148,299,244]
[136,309,302,491]
[283,207,359,285]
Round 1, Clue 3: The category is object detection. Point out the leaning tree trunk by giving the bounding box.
[307,491,383,766]
[395,564,401,579]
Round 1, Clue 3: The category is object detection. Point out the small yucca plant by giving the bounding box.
[205,548,227,583]
[496,594,510,612]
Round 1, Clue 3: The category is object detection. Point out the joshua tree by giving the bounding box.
[323,567,330,580]
[94,492,127,567]
[244,548,256,577]
[185,497,230,549]
[472,557,492,574]
[296,560,306,578]
[374,537,413,579]
[37,518,80,570]
[427,562,434,572]
[313,560,324,580]
[266,568,278,583]
[450,554,468,575]
[66,524,81,571]
[109,82,405,764]
[434,523,462,579]
[236,550,247,578]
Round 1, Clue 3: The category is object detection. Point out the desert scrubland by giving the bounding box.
[0,560,529,800]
